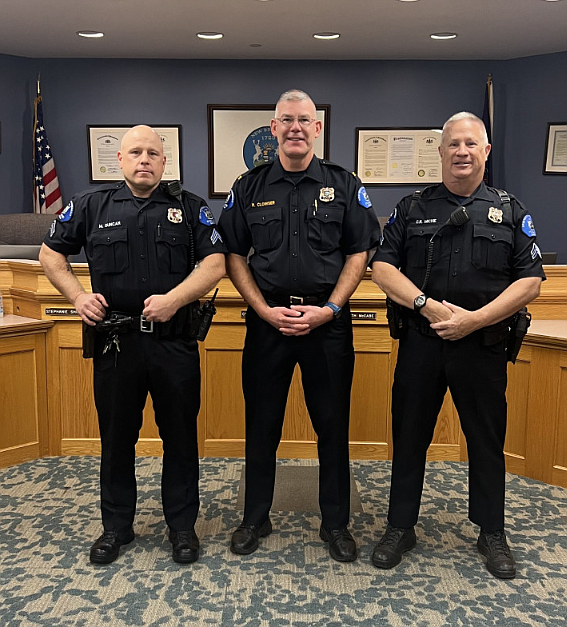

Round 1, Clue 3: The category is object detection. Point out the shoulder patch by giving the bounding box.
[210,228,223,245]
[522,214,536,237]
[59,201,74,222]
[385,208,397,227]
[531,242,542,260]
[223,189,235,211]
[357,186,372,209]
[199,206,216,226]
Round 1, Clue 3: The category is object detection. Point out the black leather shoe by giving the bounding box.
[169,529,200,564]
[230,519,272,555]
[90,529,135,564]
[477,529,516,579]
[319,526,357,562]
[371,525,416,569]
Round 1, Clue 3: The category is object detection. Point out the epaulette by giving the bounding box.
[74,181,124,200]
[487,186,515,203]
[406,184,438,216]
[239,161,272,178]
[318,158,350,173]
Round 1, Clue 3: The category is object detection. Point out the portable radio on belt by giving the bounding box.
[193,288,219,342]
[167,180,218,341]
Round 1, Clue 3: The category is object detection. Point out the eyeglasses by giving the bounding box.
[275,117,316,127]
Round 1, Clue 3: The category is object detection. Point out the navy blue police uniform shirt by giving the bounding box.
[44,181,226,313]
[374,182,546,311]
[219,157,381,297]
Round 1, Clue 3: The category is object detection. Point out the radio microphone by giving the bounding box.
[421,206,470,291]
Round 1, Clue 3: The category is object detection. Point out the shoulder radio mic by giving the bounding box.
[421,206,470,291]
[167,179,183,202]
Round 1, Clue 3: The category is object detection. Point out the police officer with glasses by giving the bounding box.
[219,89,380,562]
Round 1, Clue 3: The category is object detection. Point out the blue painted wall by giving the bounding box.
[1,53,565,260]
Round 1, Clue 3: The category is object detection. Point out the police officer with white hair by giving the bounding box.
[371,112,545,579]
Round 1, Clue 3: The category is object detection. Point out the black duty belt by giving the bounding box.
[94,305,198,337]
[406,313,510,344]
[94,312,155,334]
[263,293,329,308]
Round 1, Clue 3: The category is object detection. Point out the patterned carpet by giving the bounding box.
[0,457,566,626]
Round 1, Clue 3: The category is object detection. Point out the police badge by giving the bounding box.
[167,208,183,224]
[488,207,503,224]
[319,187,335,202]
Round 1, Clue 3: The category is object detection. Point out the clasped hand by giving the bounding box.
[264,305,334,336]
[428,300,481,340]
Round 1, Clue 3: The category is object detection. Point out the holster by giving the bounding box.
[190,289,219,342]
[507,307,531,364]
[386,297,406,340]
[82,322,96,359]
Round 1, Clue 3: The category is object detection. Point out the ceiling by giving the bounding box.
[1,0,566,61]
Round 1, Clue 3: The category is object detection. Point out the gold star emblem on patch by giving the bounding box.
[488,207,503,224]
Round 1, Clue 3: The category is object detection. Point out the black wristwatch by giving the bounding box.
[413,294,428,313]
[324,302,342,319]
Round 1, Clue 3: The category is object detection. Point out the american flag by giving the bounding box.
[33,93,63,214]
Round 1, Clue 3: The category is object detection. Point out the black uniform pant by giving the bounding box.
[241,306,355,529]
[388,329,508,532]
[93,330,200,534]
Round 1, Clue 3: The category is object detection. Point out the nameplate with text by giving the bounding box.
[45,308,78,316]
[350,312,376,321]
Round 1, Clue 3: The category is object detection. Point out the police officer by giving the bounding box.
[371,112,545,579]
[39,125,226,564]
[219,90,381,562]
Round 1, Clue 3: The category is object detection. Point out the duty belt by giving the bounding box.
[263,293,330,308]
[95,312,155,334]
[94,305,198,337]
[406,313,510,344]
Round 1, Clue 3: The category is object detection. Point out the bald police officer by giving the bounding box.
[371,112,545,578]
[219,89,381,562]
[40,125,226,564]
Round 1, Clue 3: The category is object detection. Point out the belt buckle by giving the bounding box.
[290,295,303,305]
[140,315,154,333]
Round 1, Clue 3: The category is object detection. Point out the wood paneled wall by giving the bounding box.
[1,260,566,488]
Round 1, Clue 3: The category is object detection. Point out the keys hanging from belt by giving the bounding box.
[103,331,121,366]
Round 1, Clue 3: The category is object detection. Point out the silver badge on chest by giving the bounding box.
[488,207,503,224]
[319,187,335,202]
[167,208,183,224]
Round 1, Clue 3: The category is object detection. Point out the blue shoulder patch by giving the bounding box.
[59,201,74,222]
[357,186,372,209]
[223,189,235,211]
[199,206,216,226]
[522,214,536,237]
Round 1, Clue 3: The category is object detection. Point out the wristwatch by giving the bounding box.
[324,302,342,319]
[413,294,428,313]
